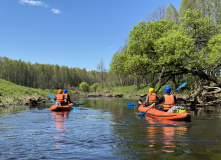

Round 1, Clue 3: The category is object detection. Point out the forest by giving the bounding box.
[1,0,221,106]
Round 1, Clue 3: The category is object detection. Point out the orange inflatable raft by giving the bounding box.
[138,105,191,121]
[50,103,73,111]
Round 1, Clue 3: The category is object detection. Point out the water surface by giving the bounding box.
[0,96,221,159]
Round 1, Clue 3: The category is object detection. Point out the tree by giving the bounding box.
[164,3,179,24]
[179,0,221,24]
[146,5,166,22]
[96,58,106,88]
[79,82,90,92]
[111,20,178,89]
[179,0,197,17]
[111,9,221,93]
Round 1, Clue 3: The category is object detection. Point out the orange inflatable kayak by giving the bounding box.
[50,103,73,111]
[138,105,191,121]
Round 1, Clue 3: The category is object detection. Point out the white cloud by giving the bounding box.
[19,0,61,14]
[19,0,48,7]
[51,9,61,14]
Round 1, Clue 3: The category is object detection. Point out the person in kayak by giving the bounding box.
[155,86,176,112]
[54,89,67,106]
[63,89,71,105]
[143,88,158,107]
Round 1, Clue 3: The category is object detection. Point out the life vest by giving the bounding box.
[56,94,64,102]
[63,93,68,98]
[147,93,157,104]
[63,93,69,103]
[163,94,175,111]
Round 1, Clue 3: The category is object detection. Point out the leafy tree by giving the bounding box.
[111,9,221,90]
[111,20,177,89]
[179,0,197,17]
[179,0,221,24]
[164,3,179,24]
[79,82,90,92]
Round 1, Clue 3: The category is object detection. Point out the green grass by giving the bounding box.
[0,79,53,106]
[97,85,154,96]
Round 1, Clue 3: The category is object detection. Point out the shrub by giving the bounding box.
[79,82,90,92]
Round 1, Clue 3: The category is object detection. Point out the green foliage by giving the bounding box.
[111,8,221,88]
[109,85,137,94]
[202,34,221,65]
[111,20,178,79]
[0,56,110,90]
[164,3,179,24]
[90,83,102,92]
[79,82,90,92]
[179,0,197,17]
[155,29,195,68]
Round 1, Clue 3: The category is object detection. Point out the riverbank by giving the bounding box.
[0,79,52,107]
[82,85,190,100]
[0,79,190,107]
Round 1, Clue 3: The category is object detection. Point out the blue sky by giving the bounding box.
[0,0,181,71]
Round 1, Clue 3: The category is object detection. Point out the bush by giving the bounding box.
[90,83,102,92]
[79,82,90,92]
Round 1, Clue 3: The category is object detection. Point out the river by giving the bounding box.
[0,96,221,160]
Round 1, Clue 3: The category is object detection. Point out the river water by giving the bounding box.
[0,96,221,160]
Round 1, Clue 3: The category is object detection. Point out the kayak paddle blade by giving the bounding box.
[137,111,146,116]
[127,102,136,107]
[176,82,187,91]
[72,107,79,110]
[49,94,55,99]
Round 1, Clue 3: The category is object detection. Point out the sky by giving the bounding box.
[0,0,181,71]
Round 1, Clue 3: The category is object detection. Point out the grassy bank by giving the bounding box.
[0,79,53,106]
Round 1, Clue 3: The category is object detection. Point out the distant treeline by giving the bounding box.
[0,57,140,89]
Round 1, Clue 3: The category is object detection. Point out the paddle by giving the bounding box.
[137,82,187,116]
[137,103,155,116]
[49,94,55,102]
[174,82,187,92]
[74,102,83,105]
[127,102,137,107]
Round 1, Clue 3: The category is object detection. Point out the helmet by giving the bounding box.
[63,89,67,93]
[149,88,154,93]
[58,89,63,94]
[164,86,171,93]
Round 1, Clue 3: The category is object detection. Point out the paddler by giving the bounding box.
[63,89,71,105]
[155,86,176,112]
[143,88,158,107]
[54,89,67,106]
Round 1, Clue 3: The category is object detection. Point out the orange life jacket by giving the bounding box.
[163,94,175,111]
[147,93,157,104]
[56,94,64,102]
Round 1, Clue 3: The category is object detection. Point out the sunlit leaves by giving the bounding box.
[202,34,221,65]
[155,30,194,68]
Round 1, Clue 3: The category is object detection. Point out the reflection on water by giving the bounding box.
[145,117,188,154]
[51,111,69,149]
